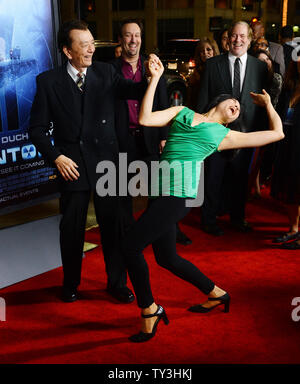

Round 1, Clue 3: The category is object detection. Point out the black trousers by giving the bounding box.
[122,196,215,308]
[201,148,253,226]
[59,191,127,289]
[120,134,183,240]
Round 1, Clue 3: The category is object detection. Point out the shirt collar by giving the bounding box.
[121,56,142,69]
[228,51,248,65]
[67,61,87,83]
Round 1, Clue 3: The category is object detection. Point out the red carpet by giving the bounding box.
[0,190,299,364]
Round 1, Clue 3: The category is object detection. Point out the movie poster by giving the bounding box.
[0,0,58,212]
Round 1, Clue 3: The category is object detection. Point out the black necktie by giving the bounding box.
[233,58,241,99]
[76,72,85,92]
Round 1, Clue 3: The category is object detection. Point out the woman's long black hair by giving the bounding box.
[204,93,246,159]
[204,93,245,132]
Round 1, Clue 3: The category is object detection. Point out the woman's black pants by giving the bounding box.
[122,196,215,308]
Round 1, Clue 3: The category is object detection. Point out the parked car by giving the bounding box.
[158,39,201,106]
[159,39,200,77]
[93,40,187,106]
[163,68,187,106]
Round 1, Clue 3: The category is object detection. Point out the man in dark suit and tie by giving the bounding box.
[197,21,268,235]
[29,20,147,303]
[111,18,192,246]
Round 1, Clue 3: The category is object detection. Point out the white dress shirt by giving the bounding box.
[228,52,247,92]
[67,61,87,84]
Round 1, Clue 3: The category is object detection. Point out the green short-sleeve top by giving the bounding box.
[152,107,230,199]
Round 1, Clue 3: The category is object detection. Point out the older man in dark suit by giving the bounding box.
[29,20,147,303]
[197,21,268,236]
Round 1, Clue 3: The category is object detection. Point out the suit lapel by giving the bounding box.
[112,57,123,75]
[53,65,82,127]
[218,54,232,93]
[82,65,103,128]
[240,55,252,104]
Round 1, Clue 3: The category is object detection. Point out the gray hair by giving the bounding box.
[228,21,253,42]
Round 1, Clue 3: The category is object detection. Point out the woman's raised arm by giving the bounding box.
[139,57,184,127]
[218,90,284,151]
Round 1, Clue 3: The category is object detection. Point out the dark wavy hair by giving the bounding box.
[252,49,275,84]
[216,28,229,54]
[118,18,144,38]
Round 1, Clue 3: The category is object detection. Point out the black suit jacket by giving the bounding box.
[282,43,294,70]
[196,53,268,132]
[110,56,169,156]
[29,62,146,191]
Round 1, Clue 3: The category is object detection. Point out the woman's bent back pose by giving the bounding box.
[122,57,284,343]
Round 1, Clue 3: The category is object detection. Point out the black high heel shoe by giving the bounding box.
[273,232,299,243]
[129,304,169,343]
[188,293,230,313]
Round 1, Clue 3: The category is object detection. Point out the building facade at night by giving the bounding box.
[60,0,300,53]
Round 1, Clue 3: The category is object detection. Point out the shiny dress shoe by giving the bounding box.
[61,287,78,303]
[129,304,169,343]
[202,224,224,236]
[280,240,300,250]
[231,220,253,233]
[273,232,299,243]
[176,230,192,245]
[188,293,230,313]
[106,286,135,303]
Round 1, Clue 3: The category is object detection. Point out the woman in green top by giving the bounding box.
[123,57,284,343]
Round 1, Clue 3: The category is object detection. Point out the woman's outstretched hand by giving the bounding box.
[250,89,271,107]
[146,54,164,79]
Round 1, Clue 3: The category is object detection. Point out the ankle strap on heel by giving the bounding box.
[208,293,229,302]
[142,305,163,318]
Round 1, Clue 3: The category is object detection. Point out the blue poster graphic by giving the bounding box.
[0,0,58,211]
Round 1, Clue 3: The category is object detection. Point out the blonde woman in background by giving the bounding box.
[187,38,220,110]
